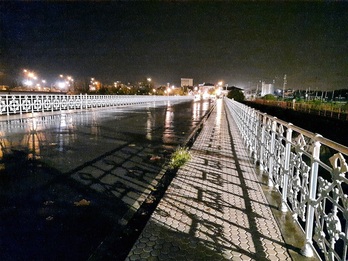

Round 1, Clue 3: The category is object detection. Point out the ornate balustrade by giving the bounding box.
[0,94,193,116]
[225,97,348,261]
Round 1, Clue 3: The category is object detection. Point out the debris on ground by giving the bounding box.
[149,155,161,161]
[145,195,156,204]
[74,199,91,206]
[43,200,54,206]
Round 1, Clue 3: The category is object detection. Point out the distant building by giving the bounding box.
[261,81,274,97]
[199,83,214,93]
[181,78,193,87]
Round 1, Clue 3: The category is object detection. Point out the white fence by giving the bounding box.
[225,98,348,261]
[0,94,193,116]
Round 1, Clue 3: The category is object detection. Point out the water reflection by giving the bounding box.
[202,99,210,112]
[0,99,214,260]
[162,101,174,144]
[27,119,41,160]
[58,114,77,152]
[90,112,100,137]
[0,100,214,173]
[0,114,79,164]
[146,110,155,141]
[192,100,201,122]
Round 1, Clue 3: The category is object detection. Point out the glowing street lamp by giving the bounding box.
[23,69,36,79]
[24,80,33,87]
[57,82,66,89]
[146,78,152,90]
[23,69,37,89]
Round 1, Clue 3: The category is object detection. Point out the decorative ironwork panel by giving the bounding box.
[224,98,348,260]
[312,153,348,261]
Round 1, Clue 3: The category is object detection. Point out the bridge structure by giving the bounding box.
[0,93,193,116]
[0,94,347,260]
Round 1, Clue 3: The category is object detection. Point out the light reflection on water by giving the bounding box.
[0,99,213,173]
[0,99,214,260]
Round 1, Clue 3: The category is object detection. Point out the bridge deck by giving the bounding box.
[126,99,312,260]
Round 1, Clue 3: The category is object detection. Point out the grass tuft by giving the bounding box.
[169,147,191,169]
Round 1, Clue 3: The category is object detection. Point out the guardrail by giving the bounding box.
[224,97,348,261]
[0,94,194,116]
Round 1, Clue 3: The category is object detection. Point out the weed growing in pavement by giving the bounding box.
[169,146,191,170]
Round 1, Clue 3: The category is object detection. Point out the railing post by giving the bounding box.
[301,135,321,257]
[19,95,23,115]
[280,124,293,212]
[251,109,258,163]
[268,118,277,187]
[31,95,34,114]
[258,114,267,171]
[6,94,9,116]
[51,95,54,112]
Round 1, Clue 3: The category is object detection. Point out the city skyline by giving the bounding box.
[1,2,348,90]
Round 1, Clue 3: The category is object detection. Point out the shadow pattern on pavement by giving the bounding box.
[0,138,171,261]
[126,99,294,260]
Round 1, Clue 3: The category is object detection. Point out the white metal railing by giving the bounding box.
[0,94,194,116]
[224,97,348,261]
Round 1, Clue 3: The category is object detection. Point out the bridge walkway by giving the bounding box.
[126,99,313,260]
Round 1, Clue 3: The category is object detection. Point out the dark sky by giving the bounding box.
[1,1,348,90]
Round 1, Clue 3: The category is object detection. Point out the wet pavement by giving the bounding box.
[126,99,319,261]
[0,99,214,260]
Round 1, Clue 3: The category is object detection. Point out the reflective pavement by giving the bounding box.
[0,100,214,260]
[126,99,316,261]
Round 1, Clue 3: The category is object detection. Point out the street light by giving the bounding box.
[57,82,66,89]
[147,78,152,91]
[23,69,37,89]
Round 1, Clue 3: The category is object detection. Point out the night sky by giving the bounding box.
[1,1,348,90]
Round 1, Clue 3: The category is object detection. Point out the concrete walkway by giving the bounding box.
[125,99,296,260]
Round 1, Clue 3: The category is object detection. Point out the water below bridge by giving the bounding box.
[0,99,214,260]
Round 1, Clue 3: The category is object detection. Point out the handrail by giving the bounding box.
[0,94,194,116]
[224,97,348,261]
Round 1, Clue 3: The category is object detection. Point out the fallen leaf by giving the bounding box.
[150,155,161,161]
[74,199,90,206]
